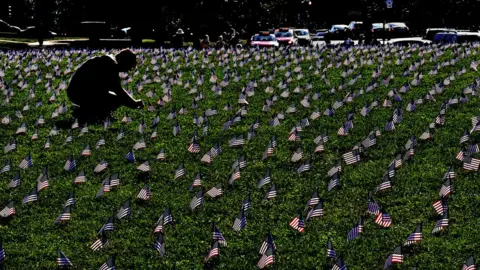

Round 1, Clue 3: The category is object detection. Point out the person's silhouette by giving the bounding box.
[66,48,144,124]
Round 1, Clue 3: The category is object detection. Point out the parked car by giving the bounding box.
[424,28,455,40]
[294,29,311,46]
[388,37,432,46]
[433,31,480,43]
[0,19,21,35]
[250,31,279,48]
[387,22,411,38]
[328,24,352,40]
[274,27,297,46]
[312,29,328,41]
[79,21,111,41]
[18,26,57,38]
[348,21,364,38]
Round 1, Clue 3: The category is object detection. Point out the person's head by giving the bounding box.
[115,49,137,72]
[219,35,223,41]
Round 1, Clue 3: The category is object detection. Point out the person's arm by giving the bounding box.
[110,71,143,109]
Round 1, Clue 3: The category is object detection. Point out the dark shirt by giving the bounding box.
[67,55,120,105]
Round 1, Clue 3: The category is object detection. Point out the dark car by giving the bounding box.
[387,22,411,38]
[0,19,21,35]
[18,26,57,38]
[433,32,480,43]
[312,29,328,41]
[348,21,364,38]
[79,21,111,41]
[424,28,454,41]
[328,24,352,40]
[372,23,388,39]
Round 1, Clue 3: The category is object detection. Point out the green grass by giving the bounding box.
[0,44,479,269]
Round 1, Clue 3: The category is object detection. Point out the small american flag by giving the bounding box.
[404,223,422,246]
[73,171,86,184]
[212,223,227,246]
[56,250,73,267]
[174,164,186,179]
[257,168,272,188]
[229,166,241,185]
[432,211,449,234]
[432,198,448,215]
[3,138,16,153]
[264,184,277,200]
[55,205,72,223]
[367,194,380,215]
[95,137,106,149]
[133,138,147,150]
[462,256,476,270]
[297,159,312,174]
[188,139,200,153]
[204,241,219,263]
[153,234,165,257]
[157,149,166,161]
[137,185,151,200]
[1,159,11,174]
[327,172,340,191]
[257,246,274,269]
[190,190,203,210]
[232,208,247,231]
[22,187,38,204]
[383,246,403,269]
[37,174,49,192]
[137,161,151,172]
[94,160,108,173]
[98,216,115,234]
[206,184,223,198]
[99,255,115,270]
[306,201,324,220]
[289,213,305,232]
[374,210,392,227]
[0,201,15,218]
[347,216,364,241]
[8,172,20,188]
[439,179,452,197]
[64,155,76,172]
[257,231,276,255]
[64,192,75,207]
[377,174,392,192]
[116,200,131,220]
[19,153,33,169]
[326,240,337,259]
[81,144,91,156]
[332,258,346,270]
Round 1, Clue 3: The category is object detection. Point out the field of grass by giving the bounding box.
[0,44,480,269]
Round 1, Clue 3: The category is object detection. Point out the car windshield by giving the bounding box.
[372,23,384,29]
[425,30,447,40]
[294,30,309,36]
[315,32,326,36]
[253,35,274,41]
[332,25,346,31]
[388,23,407,28]
[275,31,292,37]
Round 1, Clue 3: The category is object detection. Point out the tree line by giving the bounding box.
[4,0,480,38]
